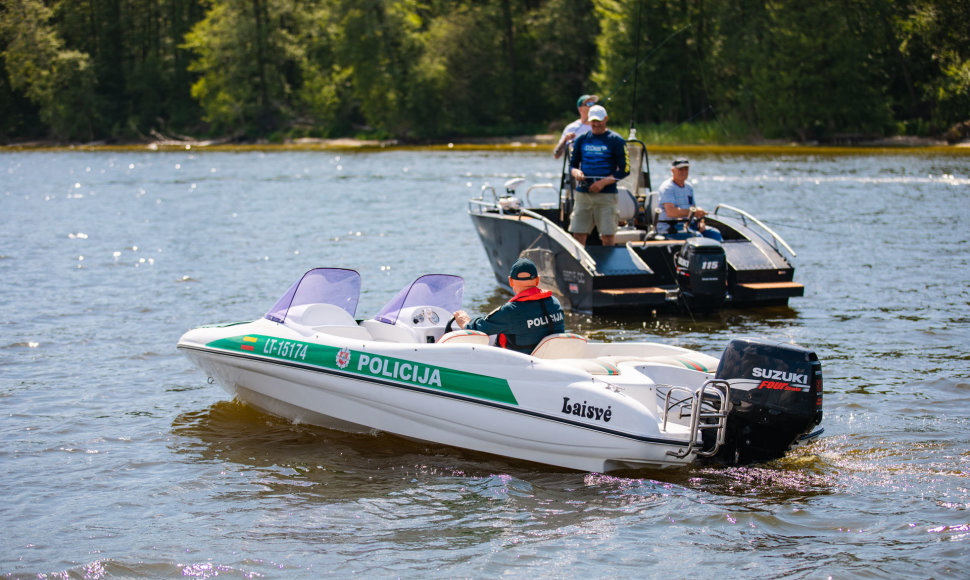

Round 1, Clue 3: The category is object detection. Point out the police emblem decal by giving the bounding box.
[336,347,351,369]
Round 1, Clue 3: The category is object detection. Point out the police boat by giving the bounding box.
[177,267,823,472]
[468,140,804,314]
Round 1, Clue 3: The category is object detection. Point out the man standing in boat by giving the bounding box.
[552,94,598,159]
[453,258,565,354]
[656,158,722,241]
[568,104,630,246]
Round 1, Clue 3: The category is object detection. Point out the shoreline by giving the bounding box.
[2,133,968,154]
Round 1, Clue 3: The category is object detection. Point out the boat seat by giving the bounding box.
[292,303,373,340]
[531,333,588,359]
[643,191,661,236]
[617,187,639,222]
[437,330,489,345]
[293,303,358,327]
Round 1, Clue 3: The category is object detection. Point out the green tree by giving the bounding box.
[185,0,318,135]
[896,0,970,131]
[0,0,99,140]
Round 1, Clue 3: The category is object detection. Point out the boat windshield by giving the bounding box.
[374,274,464,325]
[264,268,361,323]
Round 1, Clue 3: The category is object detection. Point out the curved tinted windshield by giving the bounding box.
[374,274,464,325]
[264,268,361,323]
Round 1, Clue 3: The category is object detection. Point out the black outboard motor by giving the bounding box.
[709,337,823,464]
[675,237,727,309]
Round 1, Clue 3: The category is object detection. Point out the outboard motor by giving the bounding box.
[675,237,727,309]
[708,338,823,464]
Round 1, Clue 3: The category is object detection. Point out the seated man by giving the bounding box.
[656,158,722,241]
[453,258,565,354]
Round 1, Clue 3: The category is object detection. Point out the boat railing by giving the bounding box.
[468,195,598,273]
[476,182,559,208]
[523,183,558,207]
[714,203,797,260]
[664,379,730,459]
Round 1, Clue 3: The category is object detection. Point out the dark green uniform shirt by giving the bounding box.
[465,287,565,353]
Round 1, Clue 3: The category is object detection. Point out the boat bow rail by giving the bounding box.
[714,204,797,262]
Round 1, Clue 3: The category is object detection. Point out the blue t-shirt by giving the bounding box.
[657,178,695,233]
[570,130,630,193]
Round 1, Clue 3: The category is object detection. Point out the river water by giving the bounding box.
[2,146,969,578]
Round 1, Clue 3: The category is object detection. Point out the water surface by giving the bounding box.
[2,147,969,578]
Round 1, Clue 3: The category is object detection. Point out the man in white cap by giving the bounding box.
[656,158,722,241]
[552,94,599,159]
[567,104,630,246]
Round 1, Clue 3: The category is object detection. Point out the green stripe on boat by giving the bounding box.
[207,334,518,405]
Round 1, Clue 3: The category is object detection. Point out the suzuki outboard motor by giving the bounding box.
[675,237,727,309]
[708,337,823,464]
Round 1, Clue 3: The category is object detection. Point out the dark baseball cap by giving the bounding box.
[509,258,538,280]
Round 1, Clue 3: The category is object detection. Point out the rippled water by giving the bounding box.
[2,147,969,578]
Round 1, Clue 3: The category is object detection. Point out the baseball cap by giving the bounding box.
[509,258,538,280]
[587,105,607,122]
[672,158,690,168]
[576,94,599,108]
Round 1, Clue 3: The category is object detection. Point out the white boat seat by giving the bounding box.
[294,303,358,327]
[531,333,588,359]
[361,319,421,343]
[617,187,639,222]
[437,329,489,345]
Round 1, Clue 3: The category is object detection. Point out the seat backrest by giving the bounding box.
[616,187,639,222]
[643,192,660,227]
[437,329,489,345]
[530,333,588,359]
[294,303,358,327]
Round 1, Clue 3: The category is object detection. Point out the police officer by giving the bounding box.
[453,258,565,353]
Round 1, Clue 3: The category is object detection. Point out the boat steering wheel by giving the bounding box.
[445,316,457,333]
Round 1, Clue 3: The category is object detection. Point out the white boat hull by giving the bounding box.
[179,320,711,472]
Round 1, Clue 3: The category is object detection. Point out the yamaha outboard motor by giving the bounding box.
[675,237,727,309]
[708,338,823,464]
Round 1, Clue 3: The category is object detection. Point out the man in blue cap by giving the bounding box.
[453,258,565,354]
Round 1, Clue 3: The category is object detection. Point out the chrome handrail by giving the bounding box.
[714,203,797,258]
[524,183,557,207]
[664,379,731,459]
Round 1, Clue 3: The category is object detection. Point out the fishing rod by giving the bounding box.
[629,0,645,139]
[602,18,693,134]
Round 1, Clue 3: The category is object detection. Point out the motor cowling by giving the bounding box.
[675,237,727,309]
[709,337,823,464]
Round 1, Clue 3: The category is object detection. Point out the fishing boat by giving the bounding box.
[177,267,823,472]
[468,140,804,314]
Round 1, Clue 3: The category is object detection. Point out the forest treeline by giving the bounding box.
[1,0,968,144]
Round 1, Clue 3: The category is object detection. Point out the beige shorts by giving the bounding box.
[568,191,618,235]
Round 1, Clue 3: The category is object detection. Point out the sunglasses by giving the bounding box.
[583,100,597,107]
